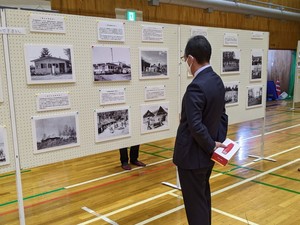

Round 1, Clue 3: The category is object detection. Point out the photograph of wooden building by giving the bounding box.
[24,44,75,84]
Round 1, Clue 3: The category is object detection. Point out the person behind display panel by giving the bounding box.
[119,145,146,170]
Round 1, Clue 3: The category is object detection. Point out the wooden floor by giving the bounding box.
[1,100,300,225]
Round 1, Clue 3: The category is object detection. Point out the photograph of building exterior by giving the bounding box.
[141,102,169,133]
[24,44,75,84]
[92,46,131,81]
[140,48,168,79]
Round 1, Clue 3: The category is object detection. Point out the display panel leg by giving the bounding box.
[161,166,181,190]
[248,116,276,162]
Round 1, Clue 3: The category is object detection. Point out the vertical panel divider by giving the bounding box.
[1,8,26,225]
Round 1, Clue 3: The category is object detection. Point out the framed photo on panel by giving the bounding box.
[139,48,168,79]
[24,44,75,84]
[140,102,169,134]
[32,112,80,154]
[0,126,10,166]
[221,49,241,74]
[250,49,263,82]
[224,81,239,106]
[94,106,130,142]
[246,85,263,109]
[92,45,131,81]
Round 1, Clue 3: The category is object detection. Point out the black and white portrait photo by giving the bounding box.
[24,44,75,84]
[221,49,241,74]
[0,126,9,166]
[251,49,263,81]
[92,46,131,81]
[247,85,263,108]
[32,112,80,153]
[224,81,239,106]
[141,102,169,134]
[140,48,168,79]
[94,107,130,142]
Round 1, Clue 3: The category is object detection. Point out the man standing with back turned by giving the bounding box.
[173,35,228,225]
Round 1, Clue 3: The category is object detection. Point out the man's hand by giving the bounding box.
[214,141,227,151]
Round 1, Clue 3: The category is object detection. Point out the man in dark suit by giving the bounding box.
[173,35,228,225]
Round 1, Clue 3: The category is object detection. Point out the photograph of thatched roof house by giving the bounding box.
[141,102,169,134]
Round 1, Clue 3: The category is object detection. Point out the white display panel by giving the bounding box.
[294,41,300,104]
[3,9,179,169]
[0,8,269,170]
[180,25,269,125]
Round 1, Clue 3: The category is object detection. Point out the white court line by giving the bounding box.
[211,143,300,179]
[167,193,259,225]
[67,123,300,189]
[65,158,171,189]
[78,189,177,225]
[212,208,259,225]
[80,158,299,225]
[81,207,118,225]
[135,205,185,225]
[236,123,300,142]
[211,158,300,196]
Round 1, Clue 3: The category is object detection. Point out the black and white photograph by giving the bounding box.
[0,71,3,102]
[140,48,168,79]
[24,44,75,84]
[94,106,130,142]
[221,49,241,74]
[32,112,80,154]
[0,126,9,166]
[141,102,169,134]
[247,85,263,109]
[224,81,239,106]
[92,46,131,81]
[251,49,263,81]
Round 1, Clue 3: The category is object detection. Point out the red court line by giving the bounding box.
[0,162,174,216]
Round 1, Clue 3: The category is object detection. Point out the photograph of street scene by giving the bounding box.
[92,46,131,81]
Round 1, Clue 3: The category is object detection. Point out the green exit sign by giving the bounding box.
[126,10,136,21]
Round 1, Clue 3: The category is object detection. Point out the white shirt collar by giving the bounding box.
[193,64,211,77]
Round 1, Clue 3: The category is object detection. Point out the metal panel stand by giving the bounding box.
[248,116,276,162]
[162,166,181,190]
[1,9,26,225]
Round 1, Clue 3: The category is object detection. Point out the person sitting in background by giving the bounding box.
[119,145,146,170]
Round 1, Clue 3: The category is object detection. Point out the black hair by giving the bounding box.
[184,35,212,64]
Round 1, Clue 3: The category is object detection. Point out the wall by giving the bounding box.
[51,0,300,50]
[267,50,293,93]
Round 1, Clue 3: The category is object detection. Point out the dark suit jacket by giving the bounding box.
[173,66,228,169]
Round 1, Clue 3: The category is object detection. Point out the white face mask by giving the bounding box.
[186,57,193,76]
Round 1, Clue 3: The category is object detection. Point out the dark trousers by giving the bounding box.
[177,166,214,225]
[119,145,139,164]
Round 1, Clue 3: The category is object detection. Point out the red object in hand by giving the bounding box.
[222,143,234,155]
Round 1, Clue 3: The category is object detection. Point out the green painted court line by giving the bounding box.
[0,187,65,207]
[252,180,300,194]
[229,163,300,182]
[139,150,170,159]
[216,172,300,195]
[144,143,173,151]
[0,170,31,178]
